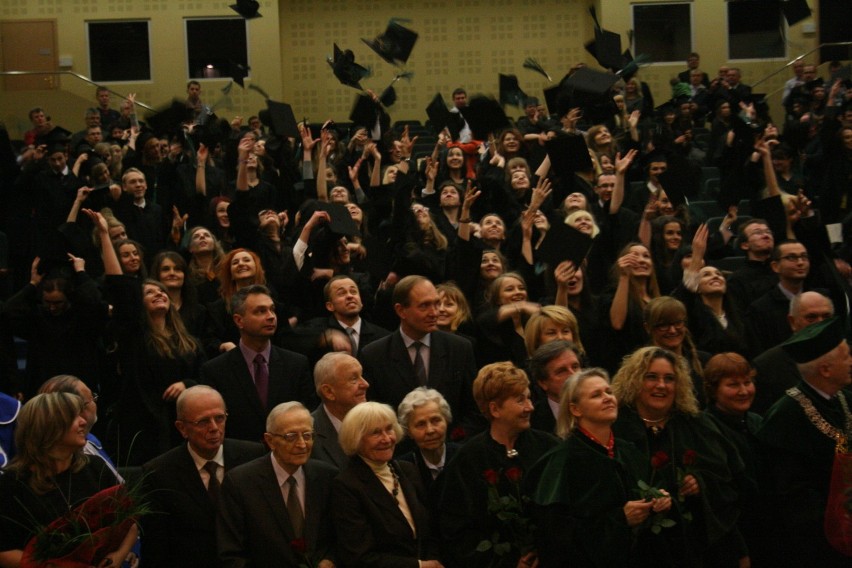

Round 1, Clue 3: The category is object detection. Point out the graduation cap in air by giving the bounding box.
[425,93,464,140]
[230,0,262,19]
[362,19,418,66]
[523,58,552,82]
[499,74,528,108]
[562,67,620,124]
[145,100,195,137]
[191,116,231,151]
[36,125,73,152]
[263,100,300,139]
[538,219,594,268]
[545,134,593,179]
[584,6,624,71]
[657,153,697,207]
[377,70,415,108]
[328,44,371,90]
[781,0,811,27]
[462,96,512,141]
[543,78,572,118]
[226,59,250,88]
[349,94,381,130]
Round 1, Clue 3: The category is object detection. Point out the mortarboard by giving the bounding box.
[780,316,844,363]
[328,44,371,90]
[226,60,250,88]
[317,201,360,238]
[781,0,811,27]
[462,96,512,141]
[349,94,380,130]
[264,100,300,139]
[657,153,697,207]
[545,134,593,178]
[425,94,463,140]
[145,100,195,137]
[36,126,73,151]
[499,74,528,108]
[230,0,262,19]
[362,19,418,66]
[538,219,594,267]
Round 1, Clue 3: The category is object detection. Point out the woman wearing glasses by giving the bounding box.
[332,402,443,568]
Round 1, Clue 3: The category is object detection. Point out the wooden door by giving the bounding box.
[0,20,58,91]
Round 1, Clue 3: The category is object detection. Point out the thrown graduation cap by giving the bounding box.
[585,6,624,71]
[317,201,360,237]
[425,93,463,139]
[379,70,415,108]
[564,67,619,100]
[191,116,231,150]
[328,44,371,90]
[230,0,262,19]
[499,74,528,108]
[265,100,300,139]
[781,0,811,26]
[657,153,697,207]
[523,58,552,82]
[226,60,250,88]
[463,96,512,141]
[36,125,73,150]
[538,219,594,268]
[362,19,418,66]
[545,134,593,178]
[145,100,195,136]
[349,94,380,130]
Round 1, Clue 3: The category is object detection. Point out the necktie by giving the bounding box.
[203,461,220,504]
[286,476,305,537]
[346,327,358,355]
[254,353,269,409]
[412,341,427,386]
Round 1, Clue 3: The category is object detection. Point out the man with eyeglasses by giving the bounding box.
[218,401,337,567]
[141,385,265,568]
[747,240,813,355]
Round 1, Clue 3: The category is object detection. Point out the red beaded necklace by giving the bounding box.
[578,426,615,458]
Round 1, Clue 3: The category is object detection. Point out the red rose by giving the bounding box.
[450,426,467,441]
[650,450,670,470]
[483,469,499,485]
[505,467,523,483]
[682,450,697,467]
[289,537,307,555]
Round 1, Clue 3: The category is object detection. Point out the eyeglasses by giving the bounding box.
[779,253,809,262]
[267,431,314,443]
[182,413,228,428]
[653,320,686,332]
[84,393,99,407]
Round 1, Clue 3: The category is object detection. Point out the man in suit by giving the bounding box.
[360,275,481,437]
[201,285,317,442]
[218,401,338,567]
[311,352,369,468]
[528,340,582,435]
[305,275,390,358]
[142,385,266,568]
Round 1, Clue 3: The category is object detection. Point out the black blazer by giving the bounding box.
[360,330,480,434]
[218,456,339,567]
[200,345,317,442]
[331,456,440,568]
[310,404,348,469]
[530,398,557,436]
[141,439,266,568]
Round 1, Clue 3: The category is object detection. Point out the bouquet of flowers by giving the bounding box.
[476,467,535,565]
[636,450,677,534]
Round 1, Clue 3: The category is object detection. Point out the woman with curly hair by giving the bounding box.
[612,346,748,567]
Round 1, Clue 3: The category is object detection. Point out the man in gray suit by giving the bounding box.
[310,352,369,469]
[217,402,338,567]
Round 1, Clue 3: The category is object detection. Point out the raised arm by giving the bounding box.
[195,143,209,196]
[457,181,480,242]
[66,186,93,223]
[610,149,637,215]
[84,208,121,275]
[235,136,254,192]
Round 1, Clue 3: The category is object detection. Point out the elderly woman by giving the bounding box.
[612,347,748,567]
[439,361,558,568]
[0,392,138,567]
[527,368,671,567]
[332,402,443,568]
[397,387,459,500]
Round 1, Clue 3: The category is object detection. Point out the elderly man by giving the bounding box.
[218,401,338,568]
[311,351,369,468]
[527,341,583,435]
[757,317,852,567]
[142,385,265,568]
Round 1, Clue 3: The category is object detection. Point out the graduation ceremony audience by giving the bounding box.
[3,21,852,567]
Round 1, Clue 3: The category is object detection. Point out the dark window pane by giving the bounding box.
[728,3,785,59]
[186,19,248,80]
[633,4,692,64]
[88,21,151,82]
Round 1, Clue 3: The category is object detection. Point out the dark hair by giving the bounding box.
[323,274,360,302]
[392,275,431,307]
[452,88,466,97]
[230,284,273,316]
[528,340,579,384]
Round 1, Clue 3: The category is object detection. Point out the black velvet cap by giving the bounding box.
[780,316,845,363]
[349,94,379,130]
[463,96,512,141]
[226,59,250,88]
[316,201,360,238]
[545,134,593,178]
[425,93,463,139]
[499,74,528,108]
[781,0,811,26]
[362,20,418,66]
[584,28,623,71]
[328,44,371,90]
[145,100,195,136]
[656,154,695,209]
[265,100,299,139]
[230,0,262,19]
[37,126,73,152]
[538,219,594,268]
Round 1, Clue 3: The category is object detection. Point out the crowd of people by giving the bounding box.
[1,48,852,567]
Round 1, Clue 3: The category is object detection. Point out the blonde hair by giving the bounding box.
[436,282,472,331]
[564,210,601,238]
[556,368,612,438]
[338,402,403,457]
[524,305,585,357]
[612,346,700,416]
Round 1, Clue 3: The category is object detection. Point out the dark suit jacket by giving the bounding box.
[360,330,480,434]
[530,398,557,436]
[141,439,266,568]
[310,315,391,357]
[331,456,440,568]
[752,345,801,415]
[746,286,795,355]
[218,456,339,567]
[310,404,348,469]
[200,345,317,442]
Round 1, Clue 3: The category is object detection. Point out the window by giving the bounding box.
[632,3,692,64]
[88,21,151,82]
[728,2,785,60]
[186,18,249,81]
